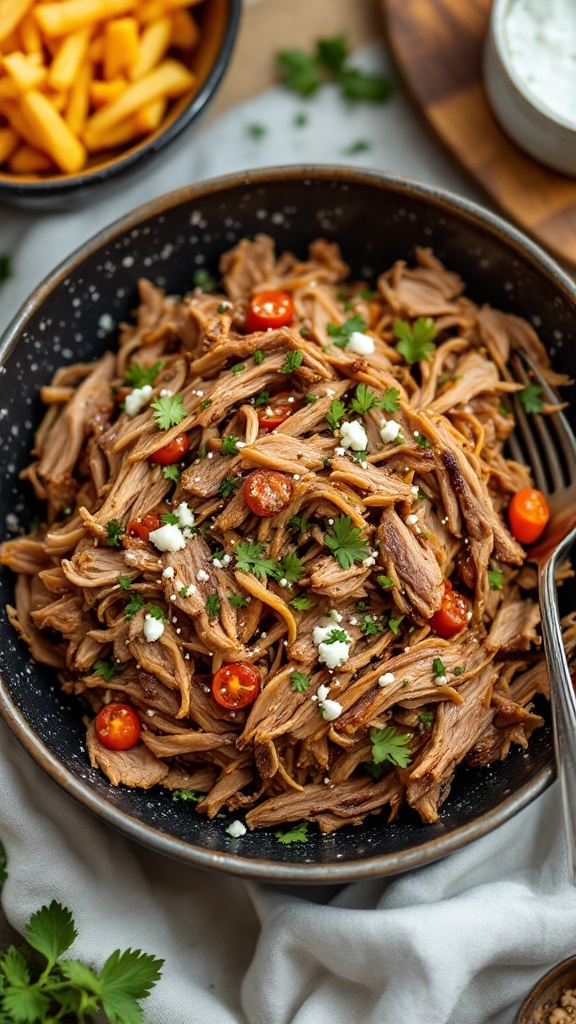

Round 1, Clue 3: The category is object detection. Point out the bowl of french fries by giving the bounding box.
[0,0,241,205]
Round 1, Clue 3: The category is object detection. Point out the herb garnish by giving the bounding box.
[488,568,504,590]
[290,595,313,611]
[277,35,392,104]
[151,394,186,430]
[275,821,309,844]
[388,615,405,635]
[206,594,221,620]
[393,317,437,365]
[432,657,446,677]
[117,575,132,591]
[124,360,164,388]
[281,350,304,374]
[234,541,280,580]
[221,435,240,455]
[325,398,347,432]
[105,519,124,547]
[93,658,125,682]
[124,592,145,619]
[162,464,180,481]
[518,384,544,415]
[219,475,242,498]
[172,789,202,802]
[291,671,311,693]
[361,614,383,636]
[193,268,217,292]
[326,314,367,349]
[377,574,394,590]
[228,593,250,608]
[370,726,412,768]
[324,514,369,569]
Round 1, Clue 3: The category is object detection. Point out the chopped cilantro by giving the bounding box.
[219,476,241,498]
[377,574,394,590]
[231,363,246,374]
[206,594,221,620]
[160,512,179,525]
[277,48,322,96]
[281,350,304,374]
[414,434,431,448]
[291,671,311,693]
[432,657,446,677]
[275,820,309,844]
[221,435,240,455]
[228,593,250,608]
[200,398,212,410]
[151,394,186,430]
[162,464,181,481]
[147,604,165,621]
[370,726,412,768]
[105,519,124,547]
[277,36,392,106]
[339,66,392,102]
[290,595,313,611]
[124,360,164,388]
[253,349,265,365]
[193,268,217,292]
[172,789,202,802]
[361,614,383,636]
[324,628,350,645]
[518,384,544,414]
[350,383,378,415]
[419,711,434,727]
[234,541,280,580]
[305,392,318,403]
[326,314,367,349]
[93,658,125,682]
[124,592,145,619]
[324,514,369,569]
[488,568,504,590]
[325,398,347,432]
[453,666,465,676]
[254,390,270,406]
[393,317,437,365]
[117,575,132,591]
[388,615,405,636]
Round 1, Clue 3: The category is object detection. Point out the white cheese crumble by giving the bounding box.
[197,569,210,583]
[405,514,419,527]
[148,523,186,552]
[378,672,395,686]
[226,819,246,838]
[435,674,448,685]
[345,330,375,355]
[362,554,377,567]
[334,446,346,456]
[339,419,368,452]
[313,621,352,670]
[319,698,343,721]
[316,683,331,701]
[162,566,175,579]
[380,419,402,443]
[124,384,152,417]
[410,485,419,496]
[143,614,164,642]
[329,608,343,623]
[175,501,195,528]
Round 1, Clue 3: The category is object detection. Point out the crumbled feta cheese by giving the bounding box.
[349,616,358,626]
[405,514,419,526]
[345,330,375,355]
[339,420,368,452]
[124,384,152,417]
[435,674,448,685]
[316,683,330,701]
[378,672,395,686]
[362,554,376,567]
[380,419,401,443]
[148,523,186,552]
[329,608,343,622]
[175,501,195,529]
[143,614,164,642]
[319,698,343,721]
[279,577,289,588]
[411,485,419,495]
[466,610,473,622]
[334,446,346,456]
[226,819,247,838]
[312,621,352,670]
[212,558,223,569]
[159,388,172,398]
[197,569,210,583]
[162,566,175,579]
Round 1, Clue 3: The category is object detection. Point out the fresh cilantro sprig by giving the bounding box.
[124,592,145,620]
[326,398,347,432]
[326,314,367,349]
[228,593,250,608]
[290,595,313,611]
[105,519,124,547]
[163,464,180,481]
[370,726,412,768]
[172,789,202,802]
[206,594,221,620]
[221,435,240,455]
[488,568,504,590]
[0,899,163,1024]
[93,658,125,682]
[235,541,280,580]
[432,657,446,677]
[291,671,311,693]
[124,360,164,388]
[393,317,437,365]
[280,552,304,584]
[518,384,544,414]
[277,35,392,104]
[378,387,401,413]
[275,821,309,844]
[220,475,242,498]
[281,350,304,374]
[350,383,378,414]
[324,514,369,569]
[151,393,186,430]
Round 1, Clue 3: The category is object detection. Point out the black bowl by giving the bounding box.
[0,0,241,210]
[1,166,575,882]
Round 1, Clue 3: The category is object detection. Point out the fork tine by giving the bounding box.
[515,350,576,486]
[510,353,566,493]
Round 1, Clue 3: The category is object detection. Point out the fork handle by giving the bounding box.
[539,536,576,885]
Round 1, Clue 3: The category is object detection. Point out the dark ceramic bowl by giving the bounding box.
[0,0,240,210]
[515,955,576,1024]
[1,167,575,882]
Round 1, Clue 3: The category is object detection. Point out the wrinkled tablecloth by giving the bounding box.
[1,44,575,1024]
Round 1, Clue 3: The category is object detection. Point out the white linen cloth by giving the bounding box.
[1,45,575,1024]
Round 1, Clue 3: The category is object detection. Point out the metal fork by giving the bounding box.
[508,350,576,883]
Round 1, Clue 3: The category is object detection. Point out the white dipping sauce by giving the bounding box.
[505,0,576,124]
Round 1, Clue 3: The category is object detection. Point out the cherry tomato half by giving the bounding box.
[115,386,131,406]
[244,469,294,517]
[245,290,295,333]
[211,663,260,710]
[149,432,190,466]
[508,487,550,545]
[128,513,161,542]
[95,702,141,751]
[428,581,469,639]
[257,391,304,431]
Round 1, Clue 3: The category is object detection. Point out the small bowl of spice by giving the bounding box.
[483,0,576,176]
[515,955,576,1024]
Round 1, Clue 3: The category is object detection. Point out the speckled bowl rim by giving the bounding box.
[0,0,241,200]
[514,954,576,1023]
[489,0,576,133]
[1,164,574,882]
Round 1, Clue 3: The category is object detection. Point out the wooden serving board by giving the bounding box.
[381,0,576,267]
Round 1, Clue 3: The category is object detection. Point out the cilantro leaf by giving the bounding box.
[388,615,405,635]
[93,658,125,682]
[288,514,308,539]
[172,789,202,802]
[324,627,349,644]
[193,268,217,292]
[151,394,186,430]
[377,387,401,412]
[162,464,180,481]
[393,317,437,365]
[518,383,544,414]
[339,67,392,102]
[0,254,11,284]
[117,575,132,591]
[228,593,250,608]
[275,821,309,844]
[26,901,77,966]
[254,390,270,407]
[106,519,124,547]
[232,363,246,374]
[124,361,164,389]
[350,383,378,414]
[324,514,369,569]
[146,604,165,621]
[160,512,179,525]
[277,48,322,96]
[291,671,311,693]
[453,666,465,676]
[281,350,304,374]
[370,726,412,768]
[290,595,313,611]
[326,314,367,349]
[235,541,281,580]
[419,711,434,727]
[488,568,504,590]
[361,614,383,636]
[219,475,241,498]
[99,948,164,1023]
[414,434,431,448]
[432,657,446,677]
[221,435,240,455]
[325,398,347,432]
[377,574,394,590]
[124,593,145,620]
[253,349,265,365]
[315,34,348,74]
[280,552,304,583]
[206,594,221,620]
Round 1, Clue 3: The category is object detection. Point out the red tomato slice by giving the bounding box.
[428,581,469,638]
[245,290,295,332]
[257,391,304,430]
[508,488,550,545]
[149,432,190,466]
[244,470,294,517]
[211,663,260,710]
[95,702,141,750]
[128,514,161,542]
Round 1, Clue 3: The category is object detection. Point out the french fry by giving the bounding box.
[3,51,47,91]
[83,114,139,151]
[8,142,54,172]
[20,89,86,171]
[0,32,22,56]
[88,35,104,62]
[35,0,137,39]
[89,76,126,107]
[0,77,19,99]
[139,0,203,24]
[0,125,19,164]
[48,27,91,91]
[132,96,166,132]
[0,97,37,146]
[130,16,171,81]
[19,13,43,55]
[0,0,34,46]
[170,10,199,50]
[64,60,91,134]
[85,58,193,135]
[103,17,139,79]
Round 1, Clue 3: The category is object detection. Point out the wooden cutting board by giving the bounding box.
[381,0,576,267]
